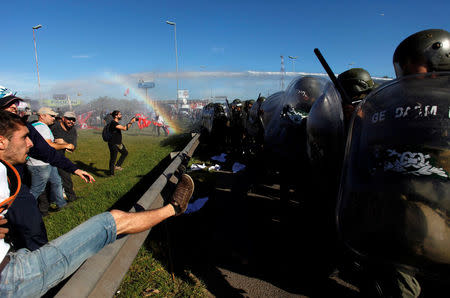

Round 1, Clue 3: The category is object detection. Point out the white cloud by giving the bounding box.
[1,69,391,101]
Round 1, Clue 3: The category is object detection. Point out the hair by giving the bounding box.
[111,110,121,118]
[0,111,25,140]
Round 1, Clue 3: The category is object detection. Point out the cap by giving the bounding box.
[0,85,23,109]
[63,111,76,118]
[38,107,58,116]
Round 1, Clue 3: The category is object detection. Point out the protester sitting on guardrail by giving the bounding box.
[0,110,195,297]
[0,87,95,251]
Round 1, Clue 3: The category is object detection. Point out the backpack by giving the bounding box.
[102,122,113,142]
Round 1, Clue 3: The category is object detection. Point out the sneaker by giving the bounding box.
[49,204,61,212]
[169,174,194,216]
[115,166,123,171]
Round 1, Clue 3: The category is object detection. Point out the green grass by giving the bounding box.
[116,245,207,297]
[44,128,177,238]
[43,127,207,297]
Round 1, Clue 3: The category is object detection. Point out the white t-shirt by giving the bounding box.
[27,121,54,166]
[0,163,11,262]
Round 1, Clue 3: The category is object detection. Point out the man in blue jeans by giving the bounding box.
[27,107,75,209]
[0,111,195,297]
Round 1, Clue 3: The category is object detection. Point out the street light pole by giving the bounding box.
[288,56,298,73]
[32,24,42,101]
[166,20,179,108]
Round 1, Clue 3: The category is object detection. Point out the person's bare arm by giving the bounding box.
[55,138,75,153]
[45,139,74,151]
[116,118,136,131]
[73,169,96,183]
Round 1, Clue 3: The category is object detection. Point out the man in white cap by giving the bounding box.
[51,111,78,202]
[27,107,74,210]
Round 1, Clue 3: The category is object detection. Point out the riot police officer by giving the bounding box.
[230,99,245,154]
[337,68,377,123]
[337,29,450,297]
[393,29,450,77]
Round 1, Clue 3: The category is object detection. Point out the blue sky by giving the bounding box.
[1,0,449,101]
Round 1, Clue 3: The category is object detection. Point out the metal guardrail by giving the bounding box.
[55,133,201,298]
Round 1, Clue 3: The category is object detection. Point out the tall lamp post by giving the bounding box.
[32,24,43,101]
[288,56,298,73]
[166,20,179,108]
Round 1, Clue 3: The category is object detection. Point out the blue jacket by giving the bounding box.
[6,123,79,251]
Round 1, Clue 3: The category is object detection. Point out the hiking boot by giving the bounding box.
[169,174,194,216]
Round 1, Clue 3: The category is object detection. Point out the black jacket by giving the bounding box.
[5,123,78,251]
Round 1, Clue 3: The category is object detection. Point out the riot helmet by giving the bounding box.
[393,29,450,77]
[337,72,450,278]
[337,68,375,100]
[285,76,325,113]
[232,98,242,106]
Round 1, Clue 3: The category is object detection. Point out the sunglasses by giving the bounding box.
[65,117,76,122]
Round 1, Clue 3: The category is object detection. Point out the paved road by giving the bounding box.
[167,165,360,297]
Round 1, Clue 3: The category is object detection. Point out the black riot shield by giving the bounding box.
[263,77,329,158]
[201,103,215,134]
[306,81,345,181]
[201,103,227,135]
[260,91,285,130]
[285,76,327,113]
[337,72,450,279]
[247,96,266,137]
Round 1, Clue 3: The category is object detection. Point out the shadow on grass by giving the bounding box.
[73,161,109,177]
[107,133,198,211]
[107,153,174,212]
[159,133,191,149]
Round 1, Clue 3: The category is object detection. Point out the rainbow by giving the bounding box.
[104,72,181,134]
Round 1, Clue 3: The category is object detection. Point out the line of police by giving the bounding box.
[201,29,450,297]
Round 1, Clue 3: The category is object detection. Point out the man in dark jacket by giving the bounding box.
[0,85,95,251]
[108,110,136,176]
[51,111,78,202]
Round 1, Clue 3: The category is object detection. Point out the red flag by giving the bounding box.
[133,113,169,135]
[124,88,129,96]
[77,111,94,129]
